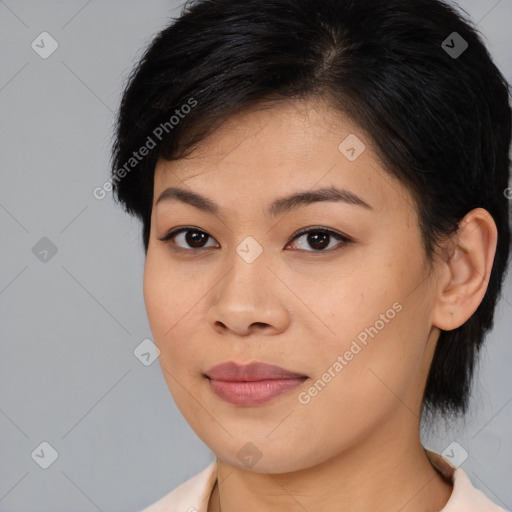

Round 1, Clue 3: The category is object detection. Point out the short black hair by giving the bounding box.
[110,0,512,419]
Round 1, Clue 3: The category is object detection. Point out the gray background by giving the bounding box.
[0,0,511,510]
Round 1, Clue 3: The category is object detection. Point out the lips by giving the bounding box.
[205,361,306,382]
[204,361,308,406]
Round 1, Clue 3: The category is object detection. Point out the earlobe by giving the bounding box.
[431,208,498,332]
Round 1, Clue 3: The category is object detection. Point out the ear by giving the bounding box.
[431,208,498,331]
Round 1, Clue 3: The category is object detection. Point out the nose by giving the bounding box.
[204,248,290,337]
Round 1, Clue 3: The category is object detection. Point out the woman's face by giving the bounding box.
[143,99,441,473]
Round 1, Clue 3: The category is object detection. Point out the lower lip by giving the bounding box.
[208,377,307,406]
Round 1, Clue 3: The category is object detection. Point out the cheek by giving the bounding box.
[143,253,186,343]
[307,266,430,401]
[143,254,208,372]
[143,264,168,336]
[296,319,419,443]
[315,277,397,356]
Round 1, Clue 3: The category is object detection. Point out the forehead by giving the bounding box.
[153,99,414,217]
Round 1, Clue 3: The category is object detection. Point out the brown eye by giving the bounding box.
[158,227,218,250]
[182,230,209,248]
[158,226,353,254]
[287,227,353,252]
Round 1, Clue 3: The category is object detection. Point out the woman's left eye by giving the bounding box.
[288,227,353,252]
[158,226,353,253]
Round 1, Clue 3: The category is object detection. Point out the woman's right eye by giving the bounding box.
[158,227,219,251]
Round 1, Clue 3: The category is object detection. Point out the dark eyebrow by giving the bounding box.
[155,185,373,217]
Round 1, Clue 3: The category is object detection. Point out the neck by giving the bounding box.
[208,422,453,512]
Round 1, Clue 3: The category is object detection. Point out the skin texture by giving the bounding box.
[143,98,497,512]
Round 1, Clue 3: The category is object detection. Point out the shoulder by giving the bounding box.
[425,449,508,512]
[443,467,508,512]
[139,462,217,512]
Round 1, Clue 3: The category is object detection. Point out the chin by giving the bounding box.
[212,442,323,474]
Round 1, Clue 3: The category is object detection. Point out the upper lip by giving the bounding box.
[205,361,307,381]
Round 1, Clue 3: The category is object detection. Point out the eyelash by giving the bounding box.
[157,226,354,254]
